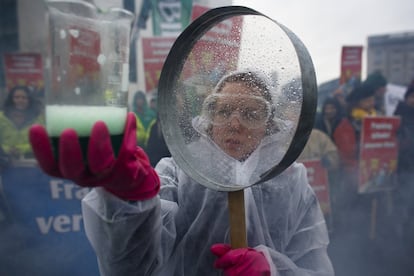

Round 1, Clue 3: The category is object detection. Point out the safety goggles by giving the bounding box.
[202,93,272,129]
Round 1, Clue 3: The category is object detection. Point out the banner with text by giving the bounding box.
[358,116,400,193]
[142,36,176,92]
[302,159,331,215]
[1,165,99,275]
[3,52,44,97]
[340,46,363,85]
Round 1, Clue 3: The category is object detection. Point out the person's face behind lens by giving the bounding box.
[211,82,267,161]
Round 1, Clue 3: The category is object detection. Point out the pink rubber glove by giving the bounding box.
[29,112,160,201]
[211,243,271,276]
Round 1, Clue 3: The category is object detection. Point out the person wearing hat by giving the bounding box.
[345,82,377,121]
[364,71,387,115]
[324,83,379,248]
[331,83,376,174]
[326,84,377,223]
[332,83,377,170]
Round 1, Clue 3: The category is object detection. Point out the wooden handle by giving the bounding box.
[228,190,247,248]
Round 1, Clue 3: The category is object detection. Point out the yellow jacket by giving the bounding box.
[134,113,155,149]
[0,112,45,157]
[351,108,376,121]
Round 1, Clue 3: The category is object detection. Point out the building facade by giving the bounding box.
[367,31,414,86]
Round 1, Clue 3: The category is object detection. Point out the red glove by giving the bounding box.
[211,244,271,276]
[29,112,160,201]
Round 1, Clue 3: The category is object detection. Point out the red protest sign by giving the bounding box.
[340,46,363,85]
[69,26,100,74]
[302,159,331,215]
[182,4,242,83]
[142,37,176,92]
[191,4,209,21]
[358,116,400,193]
[3,52,44,94]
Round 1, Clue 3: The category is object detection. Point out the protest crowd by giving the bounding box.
[0,1,413,276]
[0,69,413,275]
[309,72,414,276]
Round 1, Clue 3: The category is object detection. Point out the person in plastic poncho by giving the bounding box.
[29,71,334,276]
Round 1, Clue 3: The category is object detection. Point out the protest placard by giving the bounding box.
[301,159,331,215]
[358,116,400,193]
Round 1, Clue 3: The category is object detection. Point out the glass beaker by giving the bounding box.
[44,0,134,156]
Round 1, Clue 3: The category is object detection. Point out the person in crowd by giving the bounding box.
[394,82,414,177]
[297,128,339,225]
[329,83,377,223]
[0,85,44,159]
[298,128,339,170]
[332,87,348,114]
[317,88,356,204]
[393,82,414,245]
[347,83,377,119]
[364,71,387,115]
[29,70,334,275]
[315,97,345,139]
[131,90,156,148]
[149,93,158,114]
[146,116,171,167]
[315,83,377,174]
[332,82,376,184]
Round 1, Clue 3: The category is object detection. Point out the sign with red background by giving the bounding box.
[181,4,242,81]
[142,37,176,92]
[358,116,400,193]
[302,159,331,215]
[142,4,243,93]
[66,26,101,88]
[340,46,363,85]
[3,52,44,94]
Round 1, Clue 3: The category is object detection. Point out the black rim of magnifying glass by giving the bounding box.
[158,6,317,187]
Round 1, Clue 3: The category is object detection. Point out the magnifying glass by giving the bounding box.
[158,6,317,248]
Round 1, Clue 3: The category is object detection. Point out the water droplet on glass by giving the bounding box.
[97,54,106,65]
[59,29,66,39]
[74,87,81,95]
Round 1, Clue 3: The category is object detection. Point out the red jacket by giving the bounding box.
[333,118,358,172]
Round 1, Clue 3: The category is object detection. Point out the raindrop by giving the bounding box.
[59,29,66,39]
[74,87,81,95]
[56,76,61,82]
[97,54,106,65]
